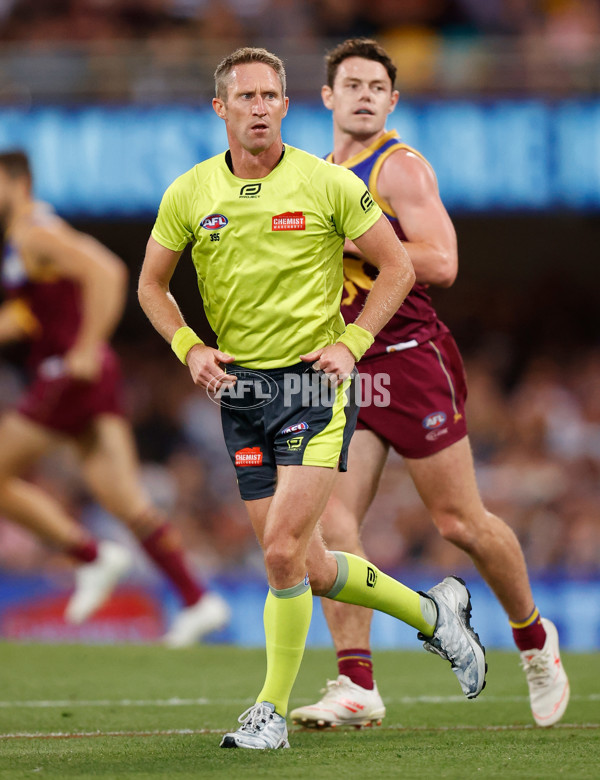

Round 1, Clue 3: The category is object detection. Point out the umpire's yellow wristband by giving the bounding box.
[171,326,204,364]
[336,323,374,361]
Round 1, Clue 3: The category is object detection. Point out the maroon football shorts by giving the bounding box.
[17,345,124,437]
[355,331,468,459]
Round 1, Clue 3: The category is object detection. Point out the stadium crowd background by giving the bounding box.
[0,0,599,101]
[0,1,598,612]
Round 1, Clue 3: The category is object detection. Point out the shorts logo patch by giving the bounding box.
[422,411,447,430]
[200,214,228,230]
[280,421,309,436]
[272,212,305,231]
[425,428,449,442]
[235,447,263,467]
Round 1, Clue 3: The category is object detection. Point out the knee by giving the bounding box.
[431,507,478,550]
[263,534,301,581]
[127,506,166,538]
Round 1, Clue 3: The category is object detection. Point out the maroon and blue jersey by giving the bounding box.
[1,206,82,370]
[327,130,448,360]
[0,205,124,435]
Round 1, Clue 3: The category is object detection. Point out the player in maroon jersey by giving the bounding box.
[290,39,569,729]
[0,150,229,645]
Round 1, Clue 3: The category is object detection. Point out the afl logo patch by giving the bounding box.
[280,421,309,436]
[422,411,447,430]
[200,214,228,230]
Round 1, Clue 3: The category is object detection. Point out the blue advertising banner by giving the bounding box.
[0,571,598,650]
[0,101,599,216]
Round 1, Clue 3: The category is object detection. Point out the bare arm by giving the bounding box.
[350,213,415,336]
[138,236,235,390]
[302,213,415,381]
[138,236,187,342]
[22,222,127,378]
[378,149,457,287]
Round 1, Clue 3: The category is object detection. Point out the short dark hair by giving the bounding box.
[214,47,286,102]
[0,150,32,186]
[325,38,397,89]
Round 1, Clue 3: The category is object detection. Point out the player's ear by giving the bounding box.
[212,97,226,119]
[282,96,289,118]
[388,90,400,114]
[321,85,333,110]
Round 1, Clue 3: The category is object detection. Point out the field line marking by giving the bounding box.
[0,693,598,709]
[0,697,211,709]
[1,723,599,741]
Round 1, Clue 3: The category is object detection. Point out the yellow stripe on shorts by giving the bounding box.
[301,376,352,468]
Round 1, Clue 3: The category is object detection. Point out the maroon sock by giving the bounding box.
[141,523,204,607]
[511,608,547,651]
[337,648,374,690]
[67,538,98,563]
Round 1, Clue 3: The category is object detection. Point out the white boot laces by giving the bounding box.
[238,703,271,732]
[521,648,552,689]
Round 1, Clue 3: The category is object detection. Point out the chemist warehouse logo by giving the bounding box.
[272,211,306,231]
[235,447,263,467]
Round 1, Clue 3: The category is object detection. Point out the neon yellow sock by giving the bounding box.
[325,552,436,635]
[256,581,312,716]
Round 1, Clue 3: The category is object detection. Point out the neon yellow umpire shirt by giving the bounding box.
[151,144,382,369]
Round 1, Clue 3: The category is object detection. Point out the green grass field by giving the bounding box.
[0,643,597,779]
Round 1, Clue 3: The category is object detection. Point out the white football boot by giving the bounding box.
[291,675,386,729]
[64,540,132,624]
[521,618,570,727]
[162,592,230,648]
[220,702,290,749]
[419,576,487,699]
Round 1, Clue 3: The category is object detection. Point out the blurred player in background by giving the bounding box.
[291,39,569,730]
[0,150,229,647]
[140,46,486,751]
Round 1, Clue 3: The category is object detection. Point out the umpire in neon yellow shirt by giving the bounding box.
[138,46,486,750]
